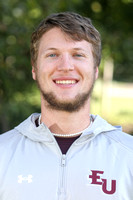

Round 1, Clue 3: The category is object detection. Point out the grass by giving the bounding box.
[91,80,133,134]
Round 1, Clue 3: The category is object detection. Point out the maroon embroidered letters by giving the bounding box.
[89,170,116,195]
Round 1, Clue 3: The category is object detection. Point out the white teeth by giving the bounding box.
[55,80,76,84]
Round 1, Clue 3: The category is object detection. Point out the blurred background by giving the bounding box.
[0,0,133,134]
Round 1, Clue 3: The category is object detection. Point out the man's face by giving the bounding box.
[32,27,98,112]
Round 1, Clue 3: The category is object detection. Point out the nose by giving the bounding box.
[57,54,74,72]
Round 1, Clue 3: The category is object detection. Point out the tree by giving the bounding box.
[0,0,133,132]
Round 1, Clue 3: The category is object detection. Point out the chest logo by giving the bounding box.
[89,170,116,195]
[18,175,33,183]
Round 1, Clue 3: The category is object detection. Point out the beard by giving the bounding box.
[36,77,96,113]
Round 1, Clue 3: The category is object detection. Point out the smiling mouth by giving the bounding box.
[55,80,77,85]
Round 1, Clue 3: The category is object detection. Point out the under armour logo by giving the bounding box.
[18,175,33,183]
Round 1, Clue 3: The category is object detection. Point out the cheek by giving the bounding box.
[36,67,52,86]
[81,66,94,78]
[37,58,56,75]
[84,69,96,84]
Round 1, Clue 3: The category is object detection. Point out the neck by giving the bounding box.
[40,100,91,135]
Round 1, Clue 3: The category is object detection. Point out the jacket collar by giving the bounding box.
[15,113,120,144]
[15,113,54,143]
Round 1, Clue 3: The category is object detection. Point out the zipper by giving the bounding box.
[50,137,67,199]
[58,154,66,200]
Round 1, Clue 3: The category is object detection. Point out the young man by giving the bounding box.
[0,12,133,200]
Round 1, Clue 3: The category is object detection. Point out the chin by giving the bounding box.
[42,91,91,113]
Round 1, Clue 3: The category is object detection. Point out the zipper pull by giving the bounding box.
[61,154,66,166]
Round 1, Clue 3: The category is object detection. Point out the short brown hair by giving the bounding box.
[30,12,101,68]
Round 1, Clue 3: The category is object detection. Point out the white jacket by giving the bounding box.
[0,113,133,200]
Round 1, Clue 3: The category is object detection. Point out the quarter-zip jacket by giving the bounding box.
[0,113,133,200]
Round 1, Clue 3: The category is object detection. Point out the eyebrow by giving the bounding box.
[72,48,86,51]
[45,48,57,51]
[45,47,86,52]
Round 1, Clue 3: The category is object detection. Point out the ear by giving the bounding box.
[32,66,36,80]
[95,67,99,80]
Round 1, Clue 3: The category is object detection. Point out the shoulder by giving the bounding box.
[0,129,21,148]
[91,115,133,153]
[104,129,133,153]
[0,113,40,144]
[0,129,22,166]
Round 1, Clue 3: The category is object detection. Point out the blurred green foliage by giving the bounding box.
[0,0,133,132]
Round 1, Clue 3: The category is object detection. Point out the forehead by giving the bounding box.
[38,27,92,52]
